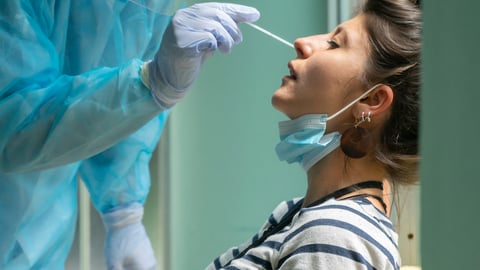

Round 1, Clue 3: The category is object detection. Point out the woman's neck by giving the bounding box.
[302,148,388,208]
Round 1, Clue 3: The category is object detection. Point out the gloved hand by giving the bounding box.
[101,203,156,270]
[142,2,260,109]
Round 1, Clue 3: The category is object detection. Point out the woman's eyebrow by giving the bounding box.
[333,26,349,46]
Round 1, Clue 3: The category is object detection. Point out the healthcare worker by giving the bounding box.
[0,1,260,269]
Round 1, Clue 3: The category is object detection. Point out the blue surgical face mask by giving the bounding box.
[275,84,380,171]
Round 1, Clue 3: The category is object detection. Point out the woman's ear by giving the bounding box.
[355,84,394,117]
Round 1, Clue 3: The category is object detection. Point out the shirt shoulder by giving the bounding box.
[276,198,400,269]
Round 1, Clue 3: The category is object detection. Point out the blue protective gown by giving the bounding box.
[0,0,180,268]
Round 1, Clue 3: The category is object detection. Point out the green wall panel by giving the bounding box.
[421,0,480,269]
[168,1,326,269]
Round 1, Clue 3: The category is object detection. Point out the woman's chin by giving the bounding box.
[271,95,289,116]
[271,92,283,110]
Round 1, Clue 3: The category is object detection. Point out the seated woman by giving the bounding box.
[206,0,421,269]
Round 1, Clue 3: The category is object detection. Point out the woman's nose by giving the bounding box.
[294,35,328,59]
[294,37,312,59]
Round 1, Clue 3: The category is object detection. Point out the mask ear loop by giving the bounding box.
[326,84,381,158]
[326,84,381,121]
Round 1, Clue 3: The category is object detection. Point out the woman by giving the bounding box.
[206,0,420,269]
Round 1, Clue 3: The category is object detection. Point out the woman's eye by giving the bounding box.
[327,40,339,49]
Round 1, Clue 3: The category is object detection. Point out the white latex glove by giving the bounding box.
[142,2,260,109]
[101,203,156,270]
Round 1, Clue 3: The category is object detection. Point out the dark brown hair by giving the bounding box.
[359,0,422,185]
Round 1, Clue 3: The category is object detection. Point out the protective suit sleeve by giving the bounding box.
[0,2,164,173]
[79,112,167,269]
[79,112,168,212]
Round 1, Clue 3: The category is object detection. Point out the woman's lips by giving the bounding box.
[281,61,297,85]
[288,62,297,80]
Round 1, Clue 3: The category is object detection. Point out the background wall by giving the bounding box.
[420,0,480,269]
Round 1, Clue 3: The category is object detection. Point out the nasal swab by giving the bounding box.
[244,22,294,49]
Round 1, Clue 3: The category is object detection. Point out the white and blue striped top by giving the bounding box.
[205,197,400,270]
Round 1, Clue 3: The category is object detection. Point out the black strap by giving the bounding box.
[341,193,388,213]
[224,180,383,266]
[305,180,383,208]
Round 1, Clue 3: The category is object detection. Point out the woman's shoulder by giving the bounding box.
[277,198,401,269]
[270,196,398,246]
[300,197,392,225]
[293,198,398,252]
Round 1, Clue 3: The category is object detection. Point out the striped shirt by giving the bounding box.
[205,197,400,270]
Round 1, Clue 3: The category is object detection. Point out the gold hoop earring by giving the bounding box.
[340,112,374,158]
